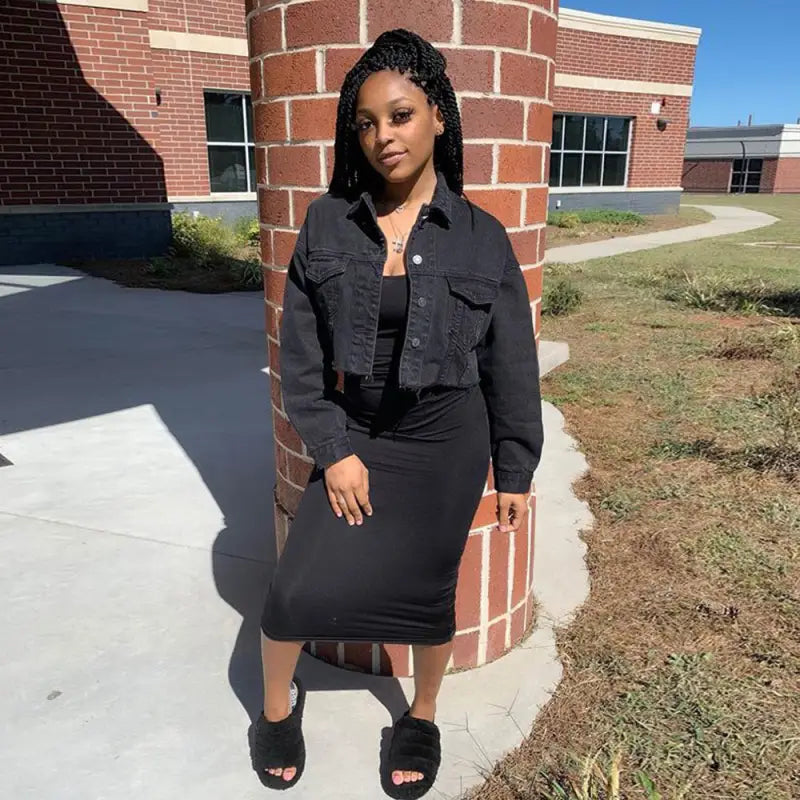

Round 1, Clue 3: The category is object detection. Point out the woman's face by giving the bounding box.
[353,69,444,185]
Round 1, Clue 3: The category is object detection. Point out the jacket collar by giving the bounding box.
[346,169,454,227]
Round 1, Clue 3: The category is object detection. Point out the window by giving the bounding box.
[730,158,763,194]
[204,92,255,193]
[550,114,631,188]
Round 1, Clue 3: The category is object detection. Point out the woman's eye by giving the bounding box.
[354,119,372,132]
[393,110,412,124]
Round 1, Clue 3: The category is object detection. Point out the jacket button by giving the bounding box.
[411,254,423,265]
[417,296,426,307]
[410,337,420,347]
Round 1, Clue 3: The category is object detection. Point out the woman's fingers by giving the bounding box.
[354,483,372,517]
[497,498,511,532]
[342,488,363,525]
[327,488,343,518]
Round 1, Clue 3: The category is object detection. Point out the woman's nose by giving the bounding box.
[375,120,393,145]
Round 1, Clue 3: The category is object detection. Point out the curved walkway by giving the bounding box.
[545,203,779,264]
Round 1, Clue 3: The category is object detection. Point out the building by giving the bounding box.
[682,124,800,194]
[1,1,700,266]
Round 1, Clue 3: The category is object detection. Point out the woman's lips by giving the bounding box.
[378,151,406,166]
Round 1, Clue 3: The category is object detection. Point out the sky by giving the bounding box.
[567,0,800,126]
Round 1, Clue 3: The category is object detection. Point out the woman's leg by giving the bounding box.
[260,633,304,781]
[392,639,454,786]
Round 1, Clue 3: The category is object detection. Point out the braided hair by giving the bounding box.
[329,29,464,201]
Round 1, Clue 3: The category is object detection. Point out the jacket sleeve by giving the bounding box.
[278,217,355,469]
[476,232,545,493]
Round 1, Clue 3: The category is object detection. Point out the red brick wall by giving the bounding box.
[150,0,247,39]
[553,25,697,192]
[682,159,732,193]
[761,158,778,192]
[557,28,696,84]
[0,1,164,205]
[151,51,249,197]
[774,157,800,193]
[554,87,690,188]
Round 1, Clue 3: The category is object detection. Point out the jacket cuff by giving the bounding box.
[494,469,533,494]
[309,434,355,470]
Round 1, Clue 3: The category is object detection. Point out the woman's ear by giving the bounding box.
[433,105,445,136]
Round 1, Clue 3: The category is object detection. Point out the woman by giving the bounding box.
[254,29,544,798]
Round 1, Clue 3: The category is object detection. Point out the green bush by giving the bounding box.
[170,211,241,269]
[549,211,581,229]
[543,278,584,316]
[232,214,261,246]
[548,209,646,227]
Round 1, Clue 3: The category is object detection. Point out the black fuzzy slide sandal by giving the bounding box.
[251,676,307,790]
[381,711,442,799]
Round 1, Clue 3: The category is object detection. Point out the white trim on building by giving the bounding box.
[559,8,702,46]
[685,124,800,159]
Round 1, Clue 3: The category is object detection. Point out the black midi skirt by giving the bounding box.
[262,276,491,644]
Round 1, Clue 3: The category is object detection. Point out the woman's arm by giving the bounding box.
[278,218,355,469]
[475,233,545,494]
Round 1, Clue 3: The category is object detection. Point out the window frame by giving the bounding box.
[729,158,763,195]
[549,113,633,190]
[204,90,256,195]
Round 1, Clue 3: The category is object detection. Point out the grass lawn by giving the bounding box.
[546,206,713,249]
[468,194,800,800]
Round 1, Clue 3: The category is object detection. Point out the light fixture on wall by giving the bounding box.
[155,87,163,106]
[656,117,670,132]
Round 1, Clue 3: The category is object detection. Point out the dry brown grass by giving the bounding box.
[545,206,712,249]
[465,195,800,800]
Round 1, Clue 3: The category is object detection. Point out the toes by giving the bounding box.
[283,767,296,781]
[392,771,404,785]
[403,771,413,783]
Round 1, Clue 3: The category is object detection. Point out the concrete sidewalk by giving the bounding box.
[0,265,590,800]
[545,203,779,264]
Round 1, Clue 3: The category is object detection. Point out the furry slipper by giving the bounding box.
[381,710,441,799]
[252,676,306,790]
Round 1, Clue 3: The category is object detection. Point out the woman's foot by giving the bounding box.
[391,700,435,786]
[253,679,305,789]
[263,680,299,781]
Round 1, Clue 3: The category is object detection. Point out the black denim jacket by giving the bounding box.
[278,170,544,493]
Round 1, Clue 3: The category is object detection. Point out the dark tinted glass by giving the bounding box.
[549,152,562,186]
[585,117,604,150]
[606,118,630,151]
[603,154,626,186]
[583,154,602,186]
[564,115,585,150]
[562,154,582,186]
[208,146,248,192]
[552,115,564,150]
[205,93,245,142]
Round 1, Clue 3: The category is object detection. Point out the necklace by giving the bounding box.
[385,212,412,254]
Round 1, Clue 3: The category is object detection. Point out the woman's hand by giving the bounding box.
[324,454,373,525]
[496,491,529,533]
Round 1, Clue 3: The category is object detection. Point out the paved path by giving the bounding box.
[0,265,590,799]
[545,203,779,264]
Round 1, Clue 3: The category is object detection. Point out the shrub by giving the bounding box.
[549,211,581,229]
[233,214,261,246]
[548,209,646,228]
[543,278,584,316]
[170,211,241,269]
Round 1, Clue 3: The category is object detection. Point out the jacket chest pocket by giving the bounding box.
[445,274,500,352]
[306,255,348,332]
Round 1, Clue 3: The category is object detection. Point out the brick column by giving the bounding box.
[249,0,558,677]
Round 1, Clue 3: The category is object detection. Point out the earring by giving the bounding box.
[436,126,444,136]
